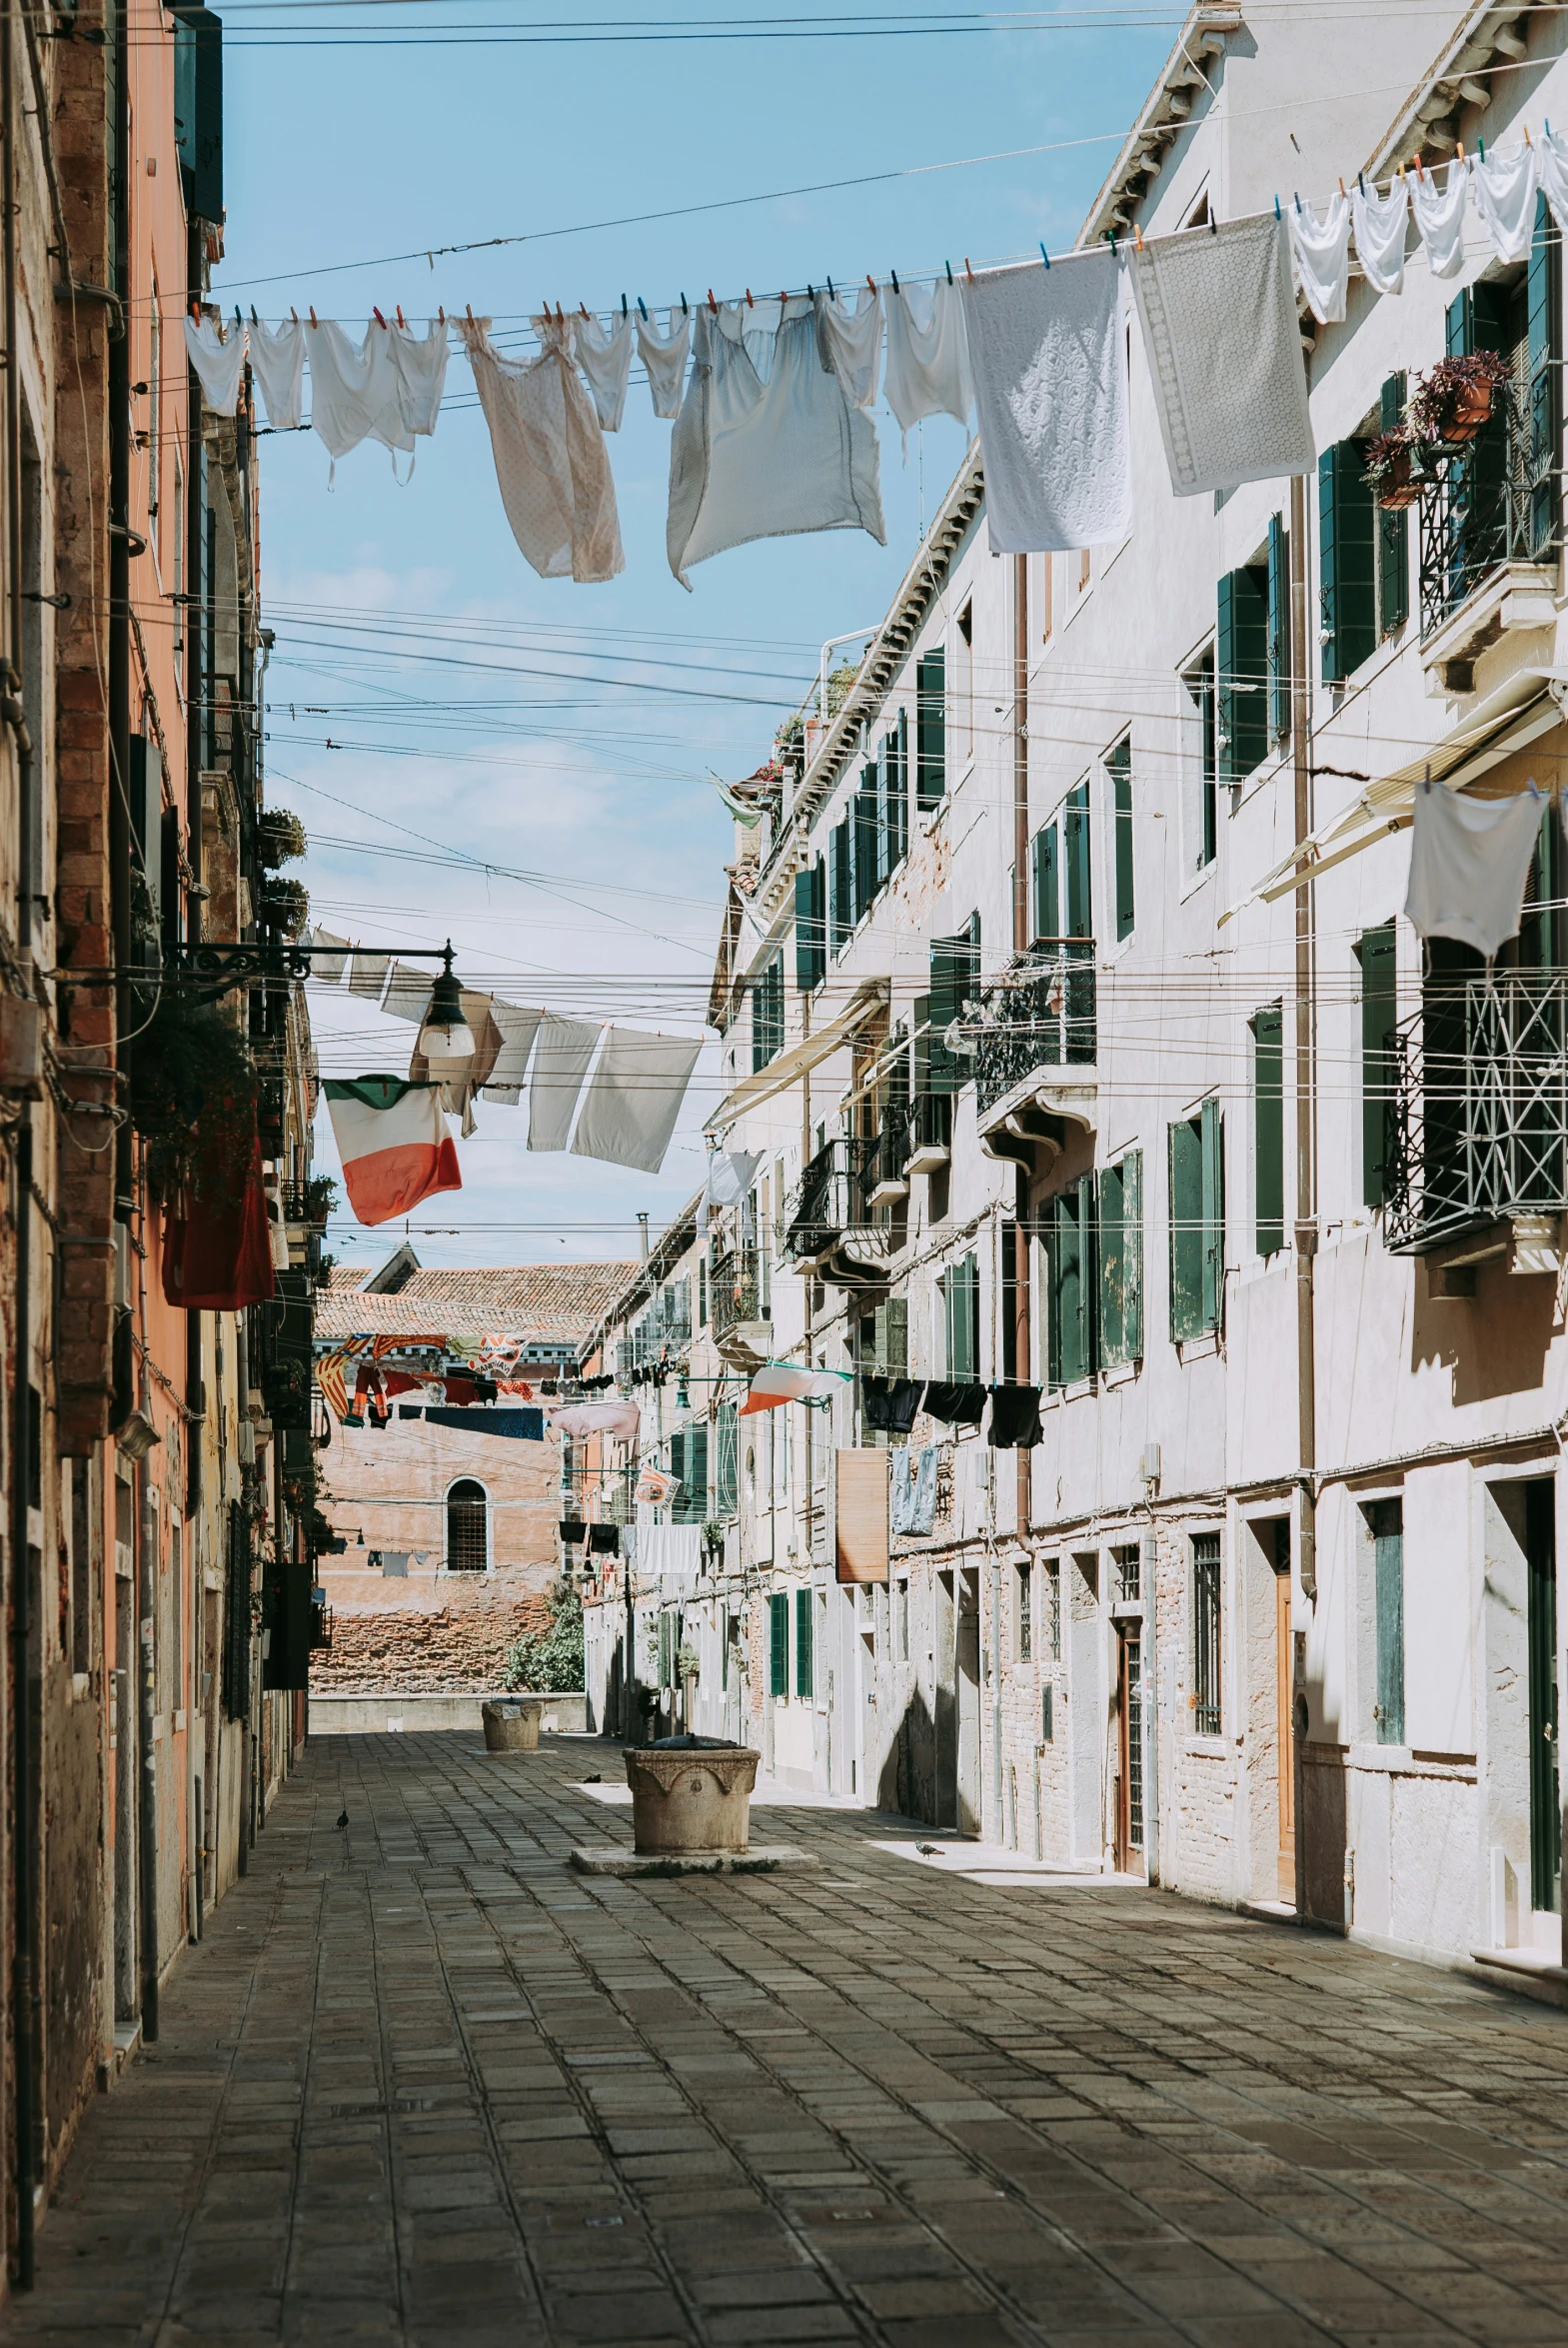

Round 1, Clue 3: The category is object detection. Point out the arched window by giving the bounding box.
[446,1479,489,1572]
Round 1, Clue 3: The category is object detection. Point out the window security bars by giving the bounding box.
[1384,971,1568,1251]
[971,941,1097,1118]
[1417,380,1559,639]
[1191,1532,1222,1736]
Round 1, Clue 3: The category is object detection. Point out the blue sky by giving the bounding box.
[215,2,1173,1272]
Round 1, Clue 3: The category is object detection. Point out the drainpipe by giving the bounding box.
[138,1467,159,2039]
[1290,472,1317,1921]
[1012,556,1032,1529]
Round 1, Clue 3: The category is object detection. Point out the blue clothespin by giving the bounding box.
[621,293,628,316]
[890,268,899,293]
[1039,241,1050,269]
[1358,169,1367,195]
[1293,190,1301,213]
[944,260,953,284]
[1273,193,1281,219]
[637,297,647,321]
[826,276,834,298]
[1478,135,1487,161]
[1107,226,1117,255]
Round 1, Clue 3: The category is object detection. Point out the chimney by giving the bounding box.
[637,1211,650,1260]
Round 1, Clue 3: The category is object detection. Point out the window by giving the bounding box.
[1107,737,1134,942]
[1182,648,1217,869]
[1368,1497,1404,1745]
[927,916,979,1095]
[670,1422,709,1524]
[446,1479,488,1572]
[795,1586,813,1699]
[1098,1151,1143,1369]
[751,954,784,1073]
[769,1591,788,1696]
[1032,785,1090,944]
[1115,1542,1140,1601]
[1266,512,1291,744]
[1014,1560,1032,1660]
[1045,1177,1092,1388]
[896,1578,909,1660]
[1191,1531,1222,1734]
[1318,438,1375,683]
[1041,1684,1054,1742]
[793,860,825,991]
[1216,564,1267,781]
[1358,924,1397,1209]
[829,818,851,954]
[1377,374,1410,637]
[715,1402,739,1519]
[942,1251,980,1380]
[698,1258,708,1326]
[957,600,973,754]
[881,712,908,877]
[1044,1559,1060,1659]
[1251,1005,1284,1257]
[1169,1101,1223,1341]
[916,649,946,807]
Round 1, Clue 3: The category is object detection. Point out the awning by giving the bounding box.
[706,978,887,1132]
[1221,669,1568,926]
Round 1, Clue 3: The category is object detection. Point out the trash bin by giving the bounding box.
[482,1698,542,1752]
[624,1735,759,1853]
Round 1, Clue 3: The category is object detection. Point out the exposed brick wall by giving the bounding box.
[310,1589,553,1692]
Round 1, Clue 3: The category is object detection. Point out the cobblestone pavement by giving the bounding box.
[10,1733,1568,2348]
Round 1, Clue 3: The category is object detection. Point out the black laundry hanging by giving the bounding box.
[862,1375,924,1434]
[987,1384,1043,1449]
[921,1380,986,1427]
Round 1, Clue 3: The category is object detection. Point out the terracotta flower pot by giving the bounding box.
[1443,382,1495,443]
[1376,449,1421,510]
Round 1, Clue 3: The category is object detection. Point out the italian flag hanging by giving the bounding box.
[325,1078,462,1225]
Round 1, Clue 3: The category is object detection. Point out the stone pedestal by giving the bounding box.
[482,1698,542,1752]
[625,1736,759,1854]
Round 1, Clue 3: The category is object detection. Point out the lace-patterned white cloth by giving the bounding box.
[1130,213,1315,499]
[459,314,624,584]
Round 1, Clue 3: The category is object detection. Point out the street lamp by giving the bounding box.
[416,942,474,1078]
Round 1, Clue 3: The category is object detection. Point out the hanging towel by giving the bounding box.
[422,1405,544,1439]
[909,1442,938,1537]
[324,1077,461,1225]
[921,1380,986,1427]
[589,1521,621,1555]
[1131,213,1315,499]
[184,314,247,418]
[1408,158,1471,281]
[987,1383,1043,1449]
[459,315,624,585]
[1404,783,1544,959]
[1537,126,1568,234]
[667,295,884,588]
[883,278,973,450]
[548,1399,641,1442]
[576,310,635,432]
[528,1013,602,1150]
[382,962,434,1023]
[961,250,1131,554]
[814,284,882,410]
[482,999,543,1105]
[703,1147,761,1212]
[862,1375,924,1434]
[889,1443,913,1535]
[308,925,349,984]
[1350,175,1411,297]
[348,950,390,1004]
[1288,191,1352,324]
[303,319,414,459]
[637,306,692,419]
[390,318,450,436]
[249,315,305,429]
[569,1024,703,1174]
[1471,142,1539,264]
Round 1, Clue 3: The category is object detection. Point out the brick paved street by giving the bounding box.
[9,1734,1568,2348]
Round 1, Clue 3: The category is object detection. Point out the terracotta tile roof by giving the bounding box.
[315,1262,639,1343]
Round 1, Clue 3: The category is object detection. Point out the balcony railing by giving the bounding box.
[711,1247,766,1341]
[860,1114,911,1208]
[1385,971,1568,1252]
[1418,379,1558,639]
[972,941,1096,1117]
[901,1091,951,1171]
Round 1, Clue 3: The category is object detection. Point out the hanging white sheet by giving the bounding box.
[1404,782,1545,960]
[250,316,306,429]
[482,1000,544,1105]
[528,1013,603,1150]
[814,285,882,410]
[569,1026,703,1174]
[184,314,246,418]
[460,315,624,584]
[882,278,973,449]
[303,320,414,460]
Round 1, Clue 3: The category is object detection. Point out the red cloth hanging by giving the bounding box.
[162,1138,276,1311]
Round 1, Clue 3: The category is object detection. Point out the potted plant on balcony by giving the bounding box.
[1406,350,1512,449]
[1362,426,1423,510]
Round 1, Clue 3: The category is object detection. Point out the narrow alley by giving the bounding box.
[9,1736,1568,2348]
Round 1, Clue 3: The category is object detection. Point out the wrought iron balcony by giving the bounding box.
[711,1247,766,1342]
[1418,379,1559,641]
[972,941,1096,1118]
[783,1139,891,1286]
[1385,970,1568,1253]
[861,1113,911,1208]
[901,1091,951,1174]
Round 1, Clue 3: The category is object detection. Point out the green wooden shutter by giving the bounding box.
[770,1591,788,1696]
[1063,783,1091,939]
[884,1294,908,1376]
[1370,1499,1404,1745]
[1528,193,1560,559]
[916,649,946,807]
[1098,1160,1124,1367]
[1378,375,1409,636]
[887,711,909,871]
[1108,740,1134,943]
[1266,514,1291,743]
[1169,1118,1203,1340]
[1318,442,1375,684]
[1217,565,1269,779]
[929,931,975,1096]
[829,821,850,952]
[1033,823,1059,943]
[1200,1096,1224,1332]
[690,1422,709,1523]
[794,863,825,991]
[1122,1149,1142,1362]
[794,1587,813,1698]
[1358,923,1397,1208]
[1252,1005,1284,1257]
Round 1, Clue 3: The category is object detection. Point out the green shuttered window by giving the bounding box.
[916,649,946,807]
[1378,375,1409,637]
[1169,1100,1223,1340]
[1046,1177,1093,1388]
[1318,439,1375,684]
[751,955,784,1073]
[1251,1005,1284,1258]
[1358,923,1397,1209]
[1098,1151,1142,1369]
[769,1592,789,1696]
[794,860,825,991]
[1369,1498,1405,1745]
[1107,738,1134,942]
[1266,514,1291,746]
[1217,565,1268,780]
[794,1588,813,1699]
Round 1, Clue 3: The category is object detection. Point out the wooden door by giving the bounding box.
[1275,1559,1296,1900]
